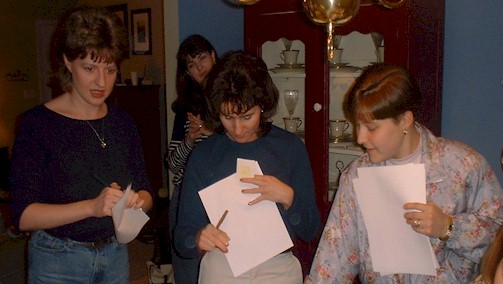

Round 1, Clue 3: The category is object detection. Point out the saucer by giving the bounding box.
[330,62,349,68]
[330,65,360,72]
[270,67,304,73]
[295,130,305,139]
[329,133,353,143]
[277,63,304,69]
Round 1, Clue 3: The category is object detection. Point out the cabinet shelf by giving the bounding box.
[269,71,306,78]
[330,69,361,78]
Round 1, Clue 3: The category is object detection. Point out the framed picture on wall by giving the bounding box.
[106,4,129,57]
[131,8,152,55]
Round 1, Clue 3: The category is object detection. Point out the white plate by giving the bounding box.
[330,133,353,143]
[270,67,304,73]
[330,66,360,72]
[277,63,304,69]
[330,62,349,68]
[295,130,305,138]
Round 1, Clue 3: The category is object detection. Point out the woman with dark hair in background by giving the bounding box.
[10,7,153,283]
[165,34,217,284]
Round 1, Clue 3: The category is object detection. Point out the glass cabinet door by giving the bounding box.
[262,39,306,134]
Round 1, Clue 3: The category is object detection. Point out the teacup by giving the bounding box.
[280,50,300,65]
[376,46,384,62]
[329,119,349,138]
[283,117,302,133]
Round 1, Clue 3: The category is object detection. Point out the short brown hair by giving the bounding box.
[52,7,128,92]
[205,50,278,136]
[347,63,422,123]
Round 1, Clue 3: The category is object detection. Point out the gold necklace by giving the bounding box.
[85,120,107,148]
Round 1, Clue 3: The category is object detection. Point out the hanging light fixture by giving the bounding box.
[303,0,405,60]
[377,0,406,9]
[303,0,361,61]
[233,0,405,60]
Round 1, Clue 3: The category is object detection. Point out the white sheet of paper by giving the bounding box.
[353,164,439,276]
[112,184,150,243]
[198,158,293,277]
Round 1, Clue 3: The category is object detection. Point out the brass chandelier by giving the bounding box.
[229,0,405,60]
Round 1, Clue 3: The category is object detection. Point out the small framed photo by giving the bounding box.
[130,8,152,55]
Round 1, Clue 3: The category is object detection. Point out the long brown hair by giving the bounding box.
[172,34,217,116]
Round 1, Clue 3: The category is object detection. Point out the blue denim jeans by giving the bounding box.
[28,230,129,284]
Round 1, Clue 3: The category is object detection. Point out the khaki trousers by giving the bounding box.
[198,249,302,284]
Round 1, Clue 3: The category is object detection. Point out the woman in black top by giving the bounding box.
[10,7,153,283]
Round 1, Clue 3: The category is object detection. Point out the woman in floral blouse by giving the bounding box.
[305,63,503,283]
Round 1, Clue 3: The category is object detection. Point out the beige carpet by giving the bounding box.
[128,239,155,283]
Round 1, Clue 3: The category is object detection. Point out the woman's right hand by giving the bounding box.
[91,182,124,218]
[197,224,230,254]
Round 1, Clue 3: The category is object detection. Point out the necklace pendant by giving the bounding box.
[85,120,107,149]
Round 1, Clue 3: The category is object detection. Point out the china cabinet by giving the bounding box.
[244,0,445,273]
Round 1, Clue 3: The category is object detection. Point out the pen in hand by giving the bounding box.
[92,175,122,191]
[92,174,108,187]
[216,210,229,229]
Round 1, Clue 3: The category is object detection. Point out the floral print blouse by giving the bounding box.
[306,124,503,284]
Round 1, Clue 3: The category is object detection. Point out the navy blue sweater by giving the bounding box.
[174,126,321,258]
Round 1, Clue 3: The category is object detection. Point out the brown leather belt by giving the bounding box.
[64,236,115,249]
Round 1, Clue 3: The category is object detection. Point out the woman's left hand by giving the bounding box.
[126,190,145,210]
[188,112,213,137]
[403,202,451,238]
[241,175,294,210]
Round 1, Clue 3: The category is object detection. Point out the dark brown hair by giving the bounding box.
[52,7,127,93]
[347,63,422,123]
[205,50,278,136]
[172,34,217,116]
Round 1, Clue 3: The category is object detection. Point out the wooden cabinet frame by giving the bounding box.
[245,0,444,274]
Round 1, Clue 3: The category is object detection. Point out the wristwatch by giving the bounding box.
[439,217,453,241]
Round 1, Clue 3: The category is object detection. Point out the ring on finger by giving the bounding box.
[413,219,421,228]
